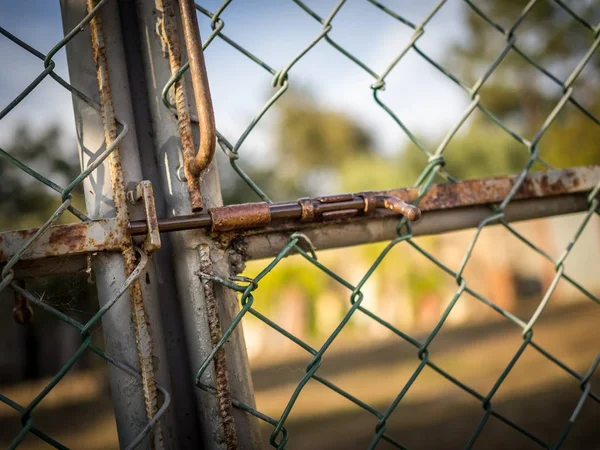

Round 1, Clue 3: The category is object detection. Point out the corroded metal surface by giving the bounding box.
[0,219,125,264]
[87,1,162,447]
[239,194,593,261]
[2,166,597,265]
[160,0,204,211]
[298,197,316,222]
[198,245,238,450]
[129,181,162,253]
[178,0,216,178]
[317,193,355,203]
[12,279,33,325]
[387,166,598,212]
[210,202,271,232]
[380,196,421,221]
[131,165,599,234]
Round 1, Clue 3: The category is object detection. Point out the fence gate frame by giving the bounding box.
[0,0,598,449]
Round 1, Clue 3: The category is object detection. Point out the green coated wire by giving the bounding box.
[184,1,600,448]
[1,0,599,448]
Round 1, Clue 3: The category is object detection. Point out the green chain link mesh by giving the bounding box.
[168,1,599,448]
[0,0,598,449]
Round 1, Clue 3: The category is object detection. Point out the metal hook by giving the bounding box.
[179,0,217,178]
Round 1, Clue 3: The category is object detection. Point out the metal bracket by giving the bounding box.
[128,181,161,253]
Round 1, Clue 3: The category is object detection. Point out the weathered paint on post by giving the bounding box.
[60,0,179,448]
[129,0,262,447]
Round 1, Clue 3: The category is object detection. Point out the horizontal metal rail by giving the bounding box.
[128,165,597,236]
[1,165,598,278]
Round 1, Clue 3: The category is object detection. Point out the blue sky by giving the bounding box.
[0,1,472,158]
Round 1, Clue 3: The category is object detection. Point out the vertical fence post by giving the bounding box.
[114,0,263,447]
[60,0,184,448]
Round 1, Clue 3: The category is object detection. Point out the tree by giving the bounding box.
[0,124,83,229]
[448,1,600,170]
[398,1,600,182]
[219,87,379,204]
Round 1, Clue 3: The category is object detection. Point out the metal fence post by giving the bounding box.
[114,0,262,447]
[60,1,184,448]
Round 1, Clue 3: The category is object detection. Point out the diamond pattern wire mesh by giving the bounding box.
[170,1,600,448]
[0,0,598,449]
[0,1,168,448]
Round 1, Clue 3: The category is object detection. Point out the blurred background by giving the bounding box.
[0,0,599,448]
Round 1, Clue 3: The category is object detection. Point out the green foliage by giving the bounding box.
[453,1,599,85]
[233,1,600,335]
[540,106,600,168]
[275,89,373,171]
[0,123,84,230]
[398,0,600,180]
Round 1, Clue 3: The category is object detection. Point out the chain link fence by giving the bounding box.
[0,0,599,449]
[0,1,168,448]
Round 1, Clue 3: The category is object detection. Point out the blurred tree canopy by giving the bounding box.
[235,2,600,336]
[0,124,82,229]
[275,90,374,169]
[220,88,379,203]
[441,0,600,175]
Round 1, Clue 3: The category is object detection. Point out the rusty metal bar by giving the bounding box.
[128,165,600,235]
[239,193,592,260]
[5,192,590,280]
[0,219,125,264]
[178,0,217,179]
[0,166,597,270]
[85,2,163,446]
[161,0,204,211]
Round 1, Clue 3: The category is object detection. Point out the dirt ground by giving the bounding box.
[1,301,598,450]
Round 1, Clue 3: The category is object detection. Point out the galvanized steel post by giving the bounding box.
[120,0,262,448]
[60,0,179,448]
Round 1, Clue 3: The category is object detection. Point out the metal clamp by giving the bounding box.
[127,181,161,253]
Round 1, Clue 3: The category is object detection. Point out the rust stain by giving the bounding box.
[138,181,161,252]
[383,167,591,212]
[87,0,161,446]
[178,0,216,180]
[161,0,204,211]
[0,221,126,266]
[15,229,37,240]
[48,223,87,251]
[12,280,33,325]
[298,198,316,222]
[379,196,421,221]
[210,202,271,232]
